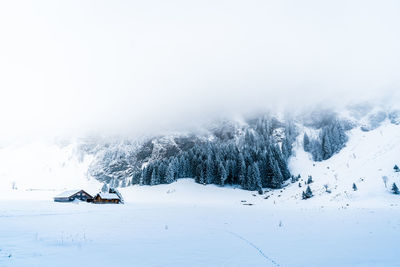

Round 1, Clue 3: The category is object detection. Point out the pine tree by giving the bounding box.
[394,165,400,172]
[281,137,291,160]
[270,159,283,189]
[307,176,313,184]
[244,165,252,190]
[200,169,205,185]
[392,183,399,194]
[303,133,310,152]
[302,186,313,199]
[322,131,333,160]
[138,170,144,185]
[205,155,214,184]
[252,163,262,192]
[332,120,347,151]
[352,183,358,191]
[219,162,227,186]
[150,169,157,185]
[239,157,246,188]
[165,163,175,184]
[306,185,313,197]
[310,140,323,161]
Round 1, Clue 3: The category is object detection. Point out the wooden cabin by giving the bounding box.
[92,192,121,204]
[54,190,93,202]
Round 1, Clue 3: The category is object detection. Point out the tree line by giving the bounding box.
[125,117,296,191]
[303,120,348,161]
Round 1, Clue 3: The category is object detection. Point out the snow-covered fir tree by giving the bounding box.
[394,165,400,172]
[392,183,399,194]
[305,120,348,161]
[352,183,358,191]
[302,186,313,199]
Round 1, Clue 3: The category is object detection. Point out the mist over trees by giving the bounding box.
[88,110,352,191]
[127,116,297,191]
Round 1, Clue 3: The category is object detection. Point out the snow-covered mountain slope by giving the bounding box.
[1,103,400,207]
[118,115,400,208]
[0,141,101,200]
[117,114,400,208]
[287,120,400,207]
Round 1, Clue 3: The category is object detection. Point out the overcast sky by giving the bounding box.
[0,0,399,142]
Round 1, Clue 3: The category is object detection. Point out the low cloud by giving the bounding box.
[0,0,399,142]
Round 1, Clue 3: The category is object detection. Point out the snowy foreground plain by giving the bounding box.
[1,179,400,267]
[1,121,400,266]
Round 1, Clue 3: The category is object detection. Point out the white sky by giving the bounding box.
[0,0,399,142]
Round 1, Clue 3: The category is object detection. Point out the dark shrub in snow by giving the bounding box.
[392,183,399,195]
[352,183,358,191]
[302,186,313,199]
[394,165,400,172]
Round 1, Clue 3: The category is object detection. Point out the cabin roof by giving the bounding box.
[55,190,81,198]
[97,192,120,200]
[55,189,92,198]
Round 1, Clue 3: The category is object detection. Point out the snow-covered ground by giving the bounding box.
[1,180,399,267]
[288,120,400,208]
[1,119,400,266]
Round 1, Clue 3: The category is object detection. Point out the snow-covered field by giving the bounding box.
[1,179,400,267]
[1,120,400,266]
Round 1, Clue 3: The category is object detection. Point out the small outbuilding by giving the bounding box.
[54,190,93,202]
[93,192,121,204]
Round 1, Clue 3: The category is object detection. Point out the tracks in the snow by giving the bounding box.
[225,230,281,266]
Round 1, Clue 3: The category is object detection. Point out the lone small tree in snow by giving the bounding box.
[302,186,313,199]
[323,184,331,193]
[307,176,313,184]
[382,176,388,188]
[392,183,399,195]
[394,165,400,172]
[352,183,358,191]
[306,186,313,197]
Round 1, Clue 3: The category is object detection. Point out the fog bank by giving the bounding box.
[0,0,399,142]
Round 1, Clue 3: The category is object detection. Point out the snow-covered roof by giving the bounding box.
[55,190,81,198]
[97,192,120,199]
